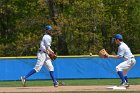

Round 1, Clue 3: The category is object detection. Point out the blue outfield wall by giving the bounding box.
[0,56,140,80]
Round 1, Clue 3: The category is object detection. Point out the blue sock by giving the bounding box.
[25,69,36,79]
[49,71,57,84]
[117,71,126,83]
[124,76,128,83]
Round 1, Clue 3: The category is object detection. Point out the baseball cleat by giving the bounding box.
[21,76,26,87]
[54,84,58,87]
[54,81,59,87]
[121,82,129,88]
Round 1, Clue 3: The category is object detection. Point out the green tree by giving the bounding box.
[0,0,140,56]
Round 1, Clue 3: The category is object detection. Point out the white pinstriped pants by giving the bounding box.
[34,51,54,72]
[116,58,136,76]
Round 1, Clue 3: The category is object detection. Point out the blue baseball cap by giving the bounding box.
[112,34,123,43]
[44,25,53,31]
[114,34,123,40]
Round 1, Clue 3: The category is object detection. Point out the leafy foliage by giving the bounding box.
[0,0,140,56]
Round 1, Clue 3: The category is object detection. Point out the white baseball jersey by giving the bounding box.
[39,34,52,52]
[117,42,134,60]
[34,33,54,72]
[116,42,136,75]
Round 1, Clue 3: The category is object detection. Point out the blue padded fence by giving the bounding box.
[0,56,140,80]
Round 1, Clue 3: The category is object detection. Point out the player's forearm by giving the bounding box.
[46,47,54,53]
[108,55,120,59]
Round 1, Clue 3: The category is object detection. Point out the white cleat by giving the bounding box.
[54,81,59,87]
[54,84,59,87]
[121,82,129,88]
[21,76,26,87]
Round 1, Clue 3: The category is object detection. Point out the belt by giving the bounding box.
[39,50,46,53]
[124,57,135,60]
[125,57,135,60]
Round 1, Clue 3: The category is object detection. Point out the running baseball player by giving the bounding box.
[109,34,136,87]
[21,25,58,87]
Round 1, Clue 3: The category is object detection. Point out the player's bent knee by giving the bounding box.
[116,67,119,72]
[34,67,41,72]
[116,67,123,72]
[48,66,54,71]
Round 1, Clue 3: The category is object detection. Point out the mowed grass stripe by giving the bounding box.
[0,78,139,87]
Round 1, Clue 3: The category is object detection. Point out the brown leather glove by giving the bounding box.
[99,49,109,58]
[48,52,57,61]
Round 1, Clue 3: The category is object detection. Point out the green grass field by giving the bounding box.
[0,78,139,87]
[0,78,140,93]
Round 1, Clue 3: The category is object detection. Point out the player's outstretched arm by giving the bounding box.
[109,55,120,59]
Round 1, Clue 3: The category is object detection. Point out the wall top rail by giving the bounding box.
[0,54,140,59]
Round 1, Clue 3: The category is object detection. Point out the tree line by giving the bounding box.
[0,0,140,56]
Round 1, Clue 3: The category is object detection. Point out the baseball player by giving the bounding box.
[21,25,58,87]
[109,34,136,87]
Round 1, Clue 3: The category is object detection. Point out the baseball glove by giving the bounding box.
[48,52,57,61]
[99,49,109,58]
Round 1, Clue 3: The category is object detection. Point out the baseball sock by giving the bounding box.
[25,69,36,79]
[117,71,126,83]
[49,71,57,84]
[124,76,128,83]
